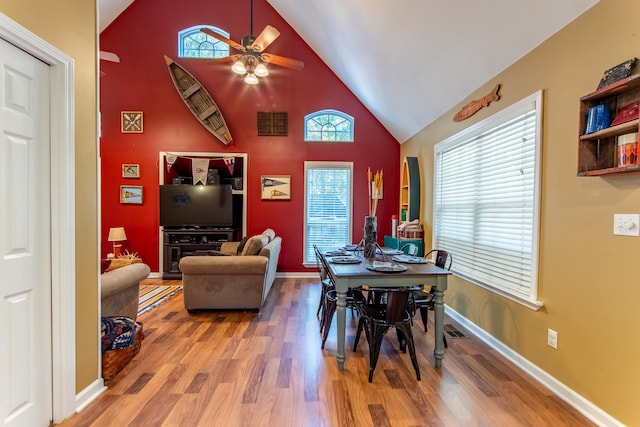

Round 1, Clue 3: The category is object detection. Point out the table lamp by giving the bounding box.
[108,227,127,257]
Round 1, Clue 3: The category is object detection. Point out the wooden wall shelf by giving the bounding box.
[578,73,640,176]
[400,157,420,221]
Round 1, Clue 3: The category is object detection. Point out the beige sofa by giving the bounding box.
[101,262,150,322]
[179,229,281,312]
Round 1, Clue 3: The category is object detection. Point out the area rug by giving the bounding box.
[138,284,182,316]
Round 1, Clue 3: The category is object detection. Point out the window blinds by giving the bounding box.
[434,93,541,302]
[304,163,352,264]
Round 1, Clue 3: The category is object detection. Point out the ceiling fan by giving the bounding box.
[99,50,120,76]
[200,0,304,84]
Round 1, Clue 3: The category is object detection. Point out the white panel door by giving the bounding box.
[0,38,52,427]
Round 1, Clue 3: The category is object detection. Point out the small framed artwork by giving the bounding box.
[261,175,291,200]
[121,111,143,133]
[120,186,143,204]
[122,164,140,178]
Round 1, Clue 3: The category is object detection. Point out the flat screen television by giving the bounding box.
[159,184,233,227]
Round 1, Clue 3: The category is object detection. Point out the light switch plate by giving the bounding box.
[613,214,640,236]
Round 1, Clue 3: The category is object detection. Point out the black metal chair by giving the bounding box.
[314,245,364,349]
[321,287,365,349]
[313,245,334,319]
[409,249,452,347]
[353,286,421,382]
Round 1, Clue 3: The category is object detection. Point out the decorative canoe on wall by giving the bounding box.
[164,55,232,145]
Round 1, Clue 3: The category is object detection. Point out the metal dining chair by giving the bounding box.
[314,245,364,349]
[353,286,421,382]
[408,249,452,347]
[313,245,334,320]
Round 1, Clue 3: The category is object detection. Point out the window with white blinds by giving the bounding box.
[303,162,353,264]
[433,91,543,309]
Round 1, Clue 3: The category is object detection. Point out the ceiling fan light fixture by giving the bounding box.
[244,73,259,85]
[199,0,301,83]
[232,59,247,75]
[254,62,269,77]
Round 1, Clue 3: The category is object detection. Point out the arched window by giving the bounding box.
[178,25,230,59]
[304,109,354,142]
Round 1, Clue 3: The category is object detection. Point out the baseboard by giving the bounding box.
[151,271,312,280]
[445,306,624,427]
[276,272,316,279]
[74,378,106,413]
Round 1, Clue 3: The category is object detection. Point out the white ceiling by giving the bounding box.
[99,0,599,142]
[99,0,133,33]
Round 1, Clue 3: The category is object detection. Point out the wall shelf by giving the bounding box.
[400,157,420,221]
[578,73,640,176]
[162,228,235,279]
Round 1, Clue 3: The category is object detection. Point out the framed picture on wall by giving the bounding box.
[261,175,291,200]
[121,111,143,133]
[122,164,140,178]
[120,186,143,204]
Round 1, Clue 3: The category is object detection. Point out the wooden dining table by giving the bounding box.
[319,248,451,370]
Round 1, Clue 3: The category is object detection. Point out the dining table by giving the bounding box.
[319,247,451,370]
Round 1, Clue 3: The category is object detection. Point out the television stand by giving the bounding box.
[162,228,236,279]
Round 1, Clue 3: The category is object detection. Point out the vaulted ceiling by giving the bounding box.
[99,0,599,142]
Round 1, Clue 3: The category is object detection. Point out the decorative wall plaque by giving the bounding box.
[597,58,638,90]
[121,111,143,133]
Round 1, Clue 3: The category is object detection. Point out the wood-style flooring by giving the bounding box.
[57,278,595,427]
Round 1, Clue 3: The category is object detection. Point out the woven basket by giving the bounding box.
[397,227,424,239]
[102,322,144,382]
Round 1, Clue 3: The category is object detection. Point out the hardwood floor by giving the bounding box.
[57,278,594,427]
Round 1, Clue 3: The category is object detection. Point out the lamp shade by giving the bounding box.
[231,59,247,75]
[244,73,259,85]
[108,227,127,242]
[254,62,269,77]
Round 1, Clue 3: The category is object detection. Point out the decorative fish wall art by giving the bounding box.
[453,84,501,122]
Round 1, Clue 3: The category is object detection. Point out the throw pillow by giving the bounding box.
[262,228,276,242]
[236,236,248,255]
[101,316,136,352]
[242,235,268,256]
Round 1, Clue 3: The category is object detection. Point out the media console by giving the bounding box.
[162,228,236,279]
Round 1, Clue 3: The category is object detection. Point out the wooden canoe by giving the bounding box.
[164,55,233,145]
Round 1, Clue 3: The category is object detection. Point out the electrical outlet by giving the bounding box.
[547,328,558,349]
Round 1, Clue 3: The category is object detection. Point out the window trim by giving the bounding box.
[433,90,544,310]
[303,161,353,267]
[304,109,354,142]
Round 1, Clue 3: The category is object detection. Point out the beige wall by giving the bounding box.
[0,2,99,391]
[401,0,640,424]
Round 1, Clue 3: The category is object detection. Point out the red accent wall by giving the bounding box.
[99,0,400,272]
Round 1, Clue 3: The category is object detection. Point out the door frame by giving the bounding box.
[0,13,76,423]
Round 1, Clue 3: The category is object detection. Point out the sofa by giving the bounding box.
[101,262,151,322]
[100,262,150,381]
[179,228,281,312]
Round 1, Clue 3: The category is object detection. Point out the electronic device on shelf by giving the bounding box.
[159,184,233,227]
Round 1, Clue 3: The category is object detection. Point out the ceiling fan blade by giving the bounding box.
[200,28,245,52]
[99,50,120,63]
[251,25,280,52]
[204,55,239,65]
[261,53,304,71]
